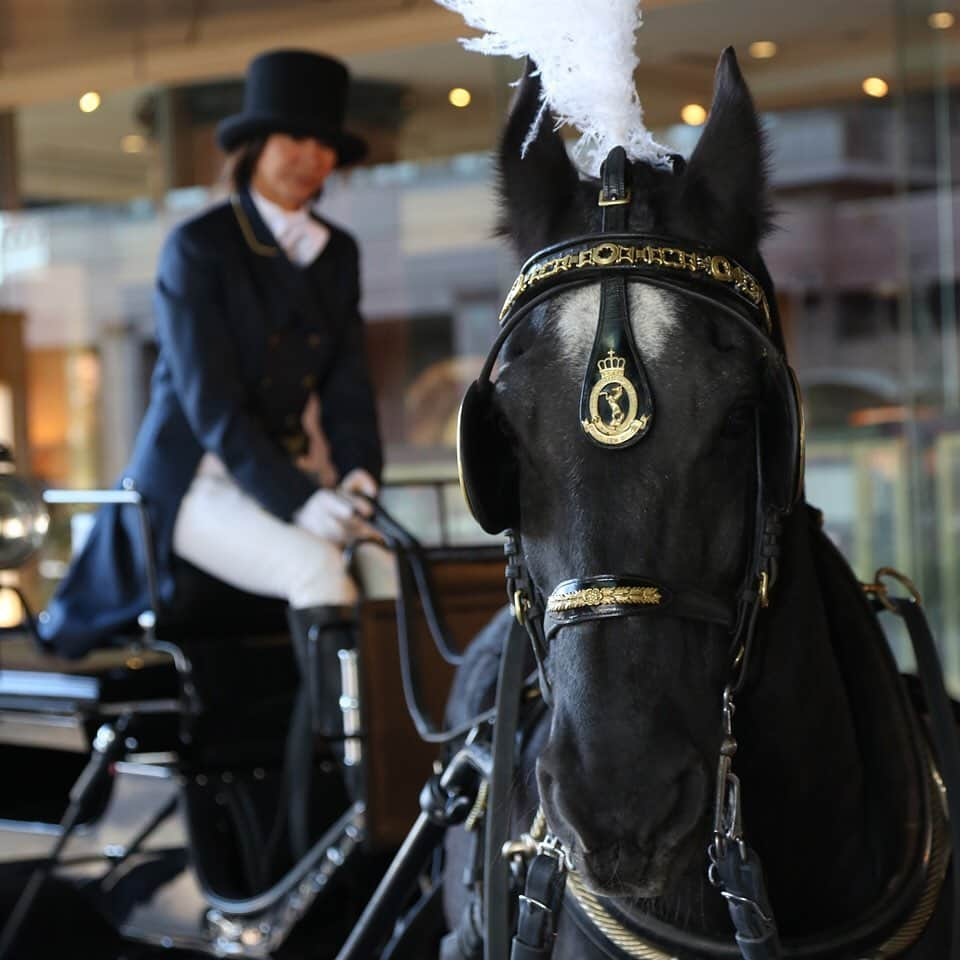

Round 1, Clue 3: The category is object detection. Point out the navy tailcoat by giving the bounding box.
[40,189,382,657]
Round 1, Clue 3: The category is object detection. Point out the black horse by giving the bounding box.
[442,49,955,959]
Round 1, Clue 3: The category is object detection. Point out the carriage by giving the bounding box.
[0,466,507,959]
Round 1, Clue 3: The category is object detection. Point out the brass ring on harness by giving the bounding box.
[863,567,923,613]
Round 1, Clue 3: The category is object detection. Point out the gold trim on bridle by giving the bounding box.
[499,240,772,333]
[547,584,663,614]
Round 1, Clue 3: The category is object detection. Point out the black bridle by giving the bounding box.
[458,146,802,693]
[456,145,804,958]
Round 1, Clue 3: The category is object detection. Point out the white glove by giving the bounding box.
[293,488,378,545]
[339,467,379,499]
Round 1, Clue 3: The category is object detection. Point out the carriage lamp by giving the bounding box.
[0,444,49,570]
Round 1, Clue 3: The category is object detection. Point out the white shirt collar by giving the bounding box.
[250,188,330,267]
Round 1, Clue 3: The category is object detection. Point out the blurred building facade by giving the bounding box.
[1,0,960,683]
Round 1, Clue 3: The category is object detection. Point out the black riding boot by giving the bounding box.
[285,604,357,738]
[284,604,359,856]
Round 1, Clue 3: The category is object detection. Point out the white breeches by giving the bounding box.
[172,455,396,609]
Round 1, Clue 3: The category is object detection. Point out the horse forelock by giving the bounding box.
[549,283,680,371]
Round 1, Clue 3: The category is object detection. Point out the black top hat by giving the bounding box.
[217,49,367,165]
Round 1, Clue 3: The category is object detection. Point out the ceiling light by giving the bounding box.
[862,76,889,98]
[748,40,778,59]
[121,134,146,154]
[448,87,472,108]
[78,91,101,113]
[928,10,955,29]
[681,103,707,126]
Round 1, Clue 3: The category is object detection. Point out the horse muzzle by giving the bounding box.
[536,746,710,898]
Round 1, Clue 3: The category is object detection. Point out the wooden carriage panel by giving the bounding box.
[358,554,505,848]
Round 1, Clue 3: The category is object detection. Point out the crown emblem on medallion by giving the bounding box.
[581,349,648,445]
[597,350,627,377]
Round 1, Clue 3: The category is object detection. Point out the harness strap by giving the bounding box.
[506,532,552,702]
[713,843,782,960]
[485,618,532,960]
[511,845,568,960]
[885,596,960,960]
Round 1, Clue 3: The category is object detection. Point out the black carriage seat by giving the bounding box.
[0,559,352,906]
[0,485,366,954]
[1,559,294,742]
[0,555,303,820]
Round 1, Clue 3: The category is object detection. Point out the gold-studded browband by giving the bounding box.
[499,234,772,335]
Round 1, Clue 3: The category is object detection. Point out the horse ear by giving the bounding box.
[497,58,580,257]
[681,47,772,253]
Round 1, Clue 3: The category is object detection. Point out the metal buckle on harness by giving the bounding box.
[708,687,747,886]
[597,188,632,207]
[502,834,539,862]
[537,833,571,872]
[720,889,775,925]
[504,830,572,871]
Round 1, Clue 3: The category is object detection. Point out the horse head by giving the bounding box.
[460,48,800,902]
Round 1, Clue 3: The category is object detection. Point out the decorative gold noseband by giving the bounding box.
[547,583,663,614]
[544,576,735,633]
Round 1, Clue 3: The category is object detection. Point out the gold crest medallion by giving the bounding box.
[581,351,650,445]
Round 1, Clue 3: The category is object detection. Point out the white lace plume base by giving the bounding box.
[434,0,675,177]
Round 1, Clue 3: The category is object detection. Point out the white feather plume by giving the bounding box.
[434,0,672,176]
